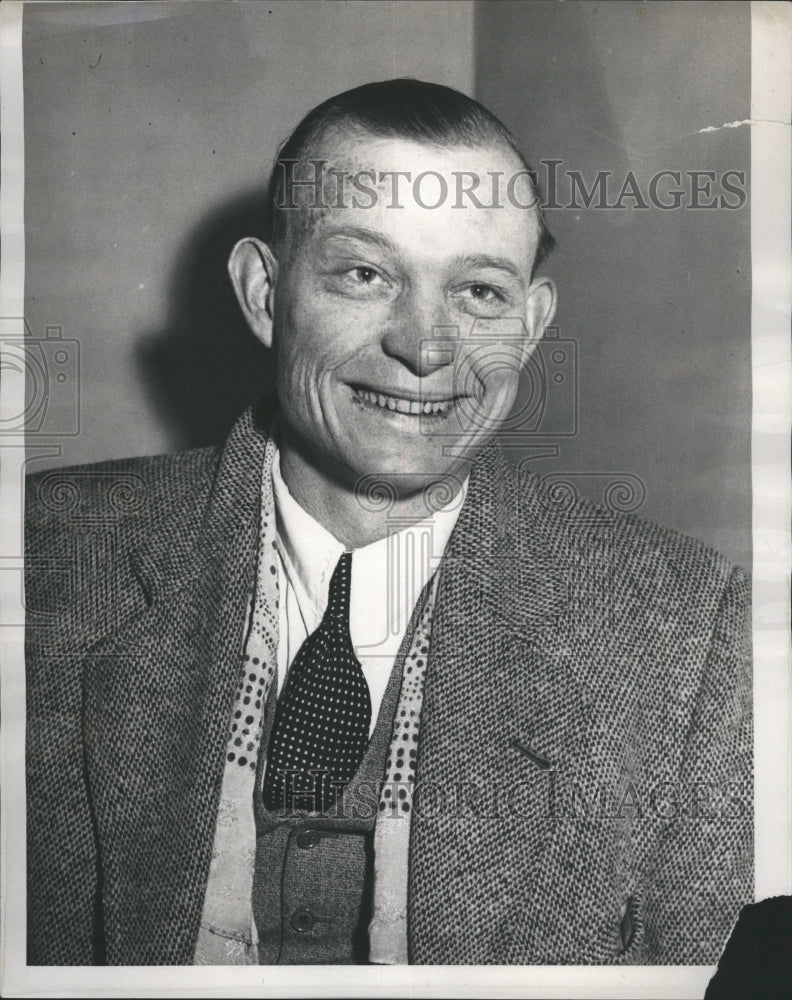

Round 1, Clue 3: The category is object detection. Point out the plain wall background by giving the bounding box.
[23,0,751,569]
[475,0,751,569]
[22,0,475,457]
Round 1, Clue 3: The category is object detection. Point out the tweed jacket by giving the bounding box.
[25,399,752,966]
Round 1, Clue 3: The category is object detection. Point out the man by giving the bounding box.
[25,79,751,966]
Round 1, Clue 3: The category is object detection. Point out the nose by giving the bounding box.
[380,287,457,377]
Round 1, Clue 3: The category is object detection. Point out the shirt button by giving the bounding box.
[290,907,315,933]
[296,829,321,849]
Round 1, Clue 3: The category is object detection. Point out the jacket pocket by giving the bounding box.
[615,891,645,963]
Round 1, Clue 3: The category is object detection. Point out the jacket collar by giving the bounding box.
[440,441,569,637]
[129,398,568,629]
[128,395,276,608]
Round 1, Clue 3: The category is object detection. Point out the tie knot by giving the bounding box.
[325,551,352,620]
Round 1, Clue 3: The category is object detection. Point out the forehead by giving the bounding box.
[288,129,540,268]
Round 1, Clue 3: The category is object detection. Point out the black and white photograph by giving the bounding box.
[1,1,790,997]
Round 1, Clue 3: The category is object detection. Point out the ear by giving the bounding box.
[228,237,278,349]
[521,276,557,365]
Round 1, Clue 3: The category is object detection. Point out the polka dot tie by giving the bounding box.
[261,551,371,814]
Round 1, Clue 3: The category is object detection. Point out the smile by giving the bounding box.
[352,387,455,416]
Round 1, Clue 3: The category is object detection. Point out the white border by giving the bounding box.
[0,964,718,1000]
[0,0,28,994]
[751,0,792,904]
[2,2,791,997]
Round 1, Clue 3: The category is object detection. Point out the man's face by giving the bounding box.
[268,133,554,496]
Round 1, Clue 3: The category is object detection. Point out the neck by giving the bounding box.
[278,428,468,549]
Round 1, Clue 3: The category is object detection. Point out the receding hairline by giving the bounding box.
[266,78,556,273]
[270,123,545,259]
[295,119,532,172]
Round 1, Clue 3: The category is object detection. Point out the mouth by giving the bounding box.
[350,386,457,417]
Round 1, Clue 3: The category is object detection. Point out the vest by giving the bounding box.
[251,608,409,964]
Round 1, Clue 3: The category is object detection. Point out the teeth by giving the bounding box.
[357,389,452,414]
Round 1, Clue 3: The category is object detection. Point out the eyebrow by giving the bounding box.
[317,226,397,254]
[317,229,525,280]
[451,254,523,279]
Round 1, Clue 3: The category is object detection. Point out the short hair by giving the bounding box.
[267,78,555,276]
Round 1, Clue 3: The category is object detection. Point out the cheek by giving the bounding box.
[278,293,365,374]
[274,297,363,435]
[480,372,522,428]
[457,341,524,407]
[276,302,328,389]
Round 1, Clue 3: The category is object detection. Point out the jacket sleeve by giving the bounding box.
[27,648,103,964]
[26,479,102,965]
[639,565,753,963]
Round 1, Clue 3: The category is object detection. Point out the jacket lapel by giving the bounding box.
[409,446,621,963]
[83,402,273,964]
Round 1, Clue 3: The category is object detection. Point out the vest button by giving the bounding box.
[290,907,315,933]
[296,829,321,849]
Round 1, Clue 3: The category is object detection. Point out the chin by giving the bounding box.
[346,448,467,495]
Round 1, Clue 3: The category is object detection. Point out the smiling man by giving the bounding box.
[26,80,751,967]
[229,117,554,546]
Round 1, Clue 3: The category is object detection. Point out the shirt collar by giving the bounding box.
[271,448,467,624]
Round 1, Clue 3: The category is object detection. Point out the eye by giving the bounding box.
[324,259,392,299]
[468,283,499,301]
[452,282,509,315]
[350,266,383,285]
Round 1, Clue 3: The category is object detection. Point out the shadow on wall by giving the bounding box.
[136,187,276,452]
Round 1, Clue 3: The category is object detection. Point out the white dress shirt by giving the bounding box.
[271,451,467,731]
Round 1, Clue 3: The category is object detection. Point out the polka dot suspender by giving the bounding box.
[204,435,438,963]
[368,571,439,964]
[223,447,280,775]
